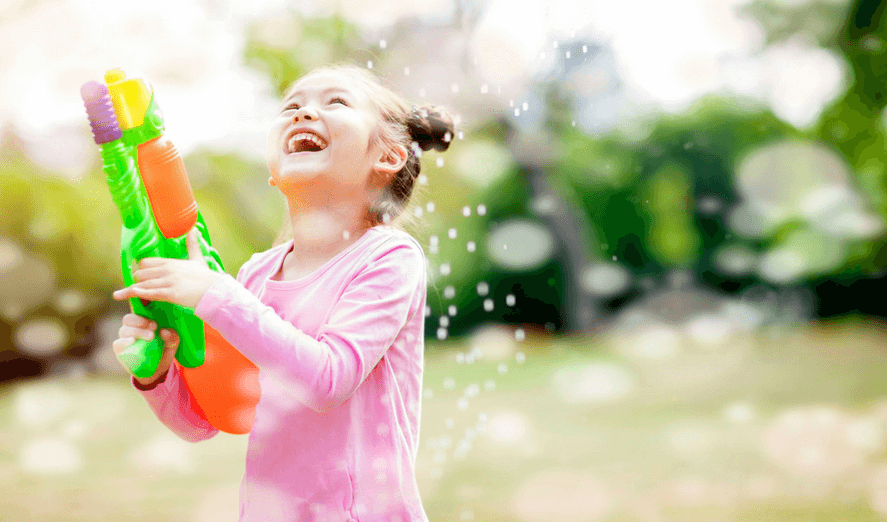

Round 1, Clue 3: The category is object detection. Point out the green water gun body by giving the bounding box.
[81,69,224,378]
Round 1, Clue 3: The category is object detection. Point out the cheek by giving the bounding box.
[266,125,284,173]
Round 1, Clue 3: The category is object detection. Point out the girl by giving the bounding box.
[111,63,455,522]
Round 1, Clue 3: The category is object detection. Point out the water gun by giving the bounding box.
[80,69,227,379]
[81,68,259,434]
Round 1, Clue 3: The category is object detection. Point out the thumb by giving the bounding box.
[186,228,208,267]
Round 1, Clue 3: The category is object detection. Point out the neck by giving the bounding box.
[283,199,376,263]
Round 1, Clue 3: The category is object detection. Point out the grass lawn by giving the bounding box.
[3,319,887,521]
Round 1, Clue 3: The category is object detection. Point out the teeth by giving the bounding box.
[287,132,328,153]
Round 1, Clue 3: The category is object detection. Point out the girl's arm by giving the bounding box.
[194,241,424,413]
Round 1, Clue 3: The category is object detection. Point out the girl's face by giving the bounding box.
[266,70,403,198]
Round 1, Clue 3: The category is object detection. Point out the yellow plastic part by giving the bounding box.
[104,68,152,130]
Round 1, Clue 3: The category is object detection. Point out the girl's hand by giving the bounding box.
[112,228,224,309]
[112,313,180,387]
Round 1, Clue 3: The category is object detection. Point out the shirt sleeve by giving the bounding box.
[128,258,260,441]
[129,361,219,442]
[193,240,425,414]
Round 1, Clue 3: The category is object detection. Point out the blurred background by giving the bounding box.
[4,0,887,520]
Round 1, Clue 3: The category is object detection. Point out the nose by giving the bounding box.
[293,105,317,122]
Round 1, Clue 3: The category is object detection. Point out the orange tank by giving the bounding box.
[179,324,260,434]
[137,135,198,239]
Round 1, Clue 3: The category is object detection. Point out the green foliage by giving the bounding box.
[740,0,853,48]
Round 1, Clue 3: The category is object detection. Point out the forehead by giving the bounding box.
[285,70,369,100]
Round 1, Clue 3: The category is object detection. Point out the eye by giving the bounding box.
[282,102,300,112]
[329,97,347,106]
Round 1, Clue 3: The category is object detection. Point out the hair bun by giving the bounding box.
[407,105,455,153]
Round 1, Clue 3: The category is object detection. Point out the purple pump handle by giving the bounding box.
[81,81,122,145]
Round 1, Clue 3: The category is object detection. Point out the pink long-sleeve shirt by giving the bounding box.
[131,224,430,522]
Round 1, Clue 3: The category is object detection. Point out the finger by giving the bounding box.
[133,266,166,283]
[118,325,156,341]
[137,257,166,269]
[160,328,180,346]
[112,337,135,354]
[187,228,201,260]
[122,314,156,329]
[187,228,209,267]
[129,277,172,289]
[112,287,135,300]
[114,285,166,301]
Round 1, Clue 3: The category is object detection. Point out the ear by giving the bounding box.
[373,143,409,178]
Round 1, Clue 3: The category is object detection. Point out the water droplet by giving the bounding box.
[403,66,410,76]
[417,173,428,185]
[612,255,617,261]
[439,316,449,327]
[509,100,515,108]
[423,388,434,399]
[413,207,424,217]
[448,305,457,316]
[456,352,465,363]
[483,299,494,312]
[565,51,571,59]
[436,157,444,168]
[425,306,432,317]
[497,363,508,374]
[451,83,459,94]
[476,204,487,216]
[342,230,351,240]
[480,84,489,94]
[516,352,526,363]
[484,380,496,391]
[429,244,439,255]
[444,377,455,390]
[571,120,576,127]
[540,52,546,59]
[448,228,457,239]
[515,328,525,341]
[458,131,464,140]
[522,102,529,111]
[367,60,373,69]
[467,241,476,253]
[444,286,456,299]
[503,244,508,250]
[514,108,520,117]
[457,398,469,410]
[583,45,588,53]
[437,328,448,340]
[684,142,694,149]
[430,235,439,246]
[476,281,489,296]
[439,263,451,276]
[426,202,435,213]
[506,294,516,307]
[464,384,480,398]
[419,88,426,98]
[462,206,471,217]
[379,39,387,49]
[553,41,559,48]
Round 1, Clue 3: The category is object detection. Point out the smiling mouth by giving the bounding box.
[286,132,329,154]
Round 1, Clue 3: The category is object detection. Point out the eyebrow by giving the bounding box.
[282,87,352,105]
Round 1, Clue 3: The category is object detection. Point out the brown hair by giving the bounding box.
[271,63,456,247]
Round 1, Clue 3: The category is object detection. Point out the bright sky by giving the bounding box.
[0,0,849,177]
